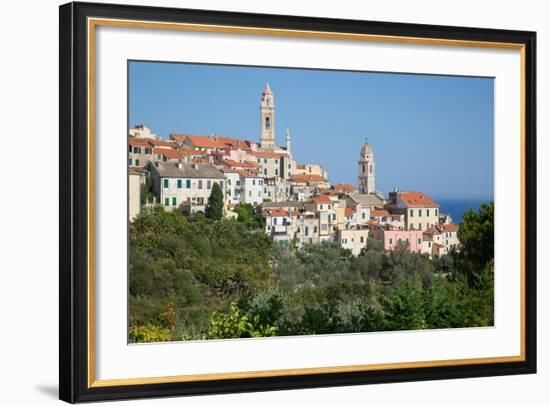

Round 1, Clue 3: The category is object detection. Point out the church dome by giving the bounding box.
[360,143,373,157]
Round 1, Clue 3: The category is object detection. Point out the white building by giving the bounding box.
[339,226,369,256]
[151,161,225,213]
[128,169,141,221]
[129,124,157,139]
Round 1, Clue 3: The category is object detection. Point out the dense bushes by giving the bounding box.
[129,203,494,342]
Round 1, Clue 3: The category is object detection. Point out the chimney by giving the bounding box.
[177,158,184,169]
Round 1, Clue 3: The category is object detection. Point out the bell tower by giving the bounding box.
[358,140,375,194]
[260,83,275,150]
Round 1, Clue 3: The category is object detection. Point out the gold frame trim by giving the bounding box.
[87,17,527,388]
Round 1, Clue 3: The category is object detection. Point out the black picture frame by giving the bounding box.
[59,1,537,403]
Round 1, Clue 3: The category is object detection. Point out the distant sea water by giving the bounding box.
[436,198,493,224]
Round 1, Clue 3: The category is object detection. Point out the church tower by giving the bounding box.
[358,141,375,194]
[260,83,275,150]
[286,128,291,156]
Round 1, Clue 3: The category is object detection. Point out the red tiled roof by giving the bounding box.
[128,137,151,147]
[148,139,175,147]
[312,195,332,204]
[291,174,325,183]
[400,192,438,207]
[372,209,391,217]
[222,168,260,178]
[296,164,306,170]
[264,208,289,217]
[222,159,258,168]
[442,223,459,232]
[345,207,355,217]
[153,148,182,159]
[332,183,356,193]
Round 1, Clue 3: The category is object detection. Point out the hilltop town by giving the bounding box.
[129,84,460,258]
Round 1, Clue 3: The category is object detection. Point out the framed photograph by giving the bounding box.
[59,1,537,403]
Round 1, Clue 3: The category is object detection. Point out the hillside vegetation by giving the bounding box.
[129,202,494,342]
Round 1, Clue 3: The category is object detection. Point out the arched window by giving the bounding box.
[369,165,373,173]
[265,117,271,129]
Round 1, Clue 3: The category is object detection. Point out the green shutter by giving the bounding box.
[418,209,422,217]
[164,198,169,206]
[163,179,168,188]
[186,179,191,188]
[172,197,177,206]
[177,179,182,188]
[135,159,140,166]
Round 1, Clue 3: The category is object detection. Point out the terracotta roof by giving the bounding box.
[399,192,438,207]
[372,209,391,217]
[312,195,332,204]
[332,183,356,193]
[345,208,355,217]
[129,137,151,147]
[152,148,182,159]
[296,164,306,170]
[264,208,289,217]
[291,174,325,183]
[148,139,175,147]
[442,223,459,232]
[250,151,287,159]
[222,159,257,168]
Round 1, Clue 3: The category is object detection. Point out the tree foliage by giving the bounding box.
[205,182,224,220]
[129,202,494,342]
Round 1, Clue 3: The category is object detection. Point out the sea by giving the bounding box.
[436,198,493,224]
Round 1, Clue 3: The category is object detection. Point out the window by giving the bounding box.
[172,197,177,206]
[362,212,366,219]
[429,241,432,247]
[257,158,260,163]
[220,181,224,189]
[275,159,278,164]
[164,197,169,206]
[305,227,309,236]
[314,226,317,233]
[128,158,132,165]
[427,209,430,216]
[369,165,373,173]
[418,238,421,244]
[264,169,267,175]
[410,209,414,217]
[273,218,277,225]
[133,146,141,153]
[320,204,323,210]
[236,180,241,186]
[252,179,256,186]
[435,208,438,216]
[135,159,140,166]
[275,169,278,176]
[265,117,270,129]
[128,145,132,152]
[186,179,191,188]
[264,159,267,164]
[360,236,365,243]
[145,147,152,154]
[389,238,393,245]
[207,180,212,189]
[198,180,203,189]
[418,209,422,217]
[163,179,168,188]
[362,165,365,173]
[332,214,336,221]
[177,179,182,189]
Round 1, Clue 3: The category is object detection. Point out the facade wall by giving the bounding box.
[371,228,423,253]
[128,173,141,220]
[404,206,439,231]
[339,228,369,256]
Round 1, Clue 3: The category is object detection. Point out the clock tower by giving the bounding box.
[260,83,275,150]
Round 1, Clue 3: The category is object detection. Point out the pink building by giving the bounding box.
[370,224,423,253]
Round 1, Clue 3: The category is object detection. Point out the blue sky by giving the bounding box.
[129,61,494,200]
